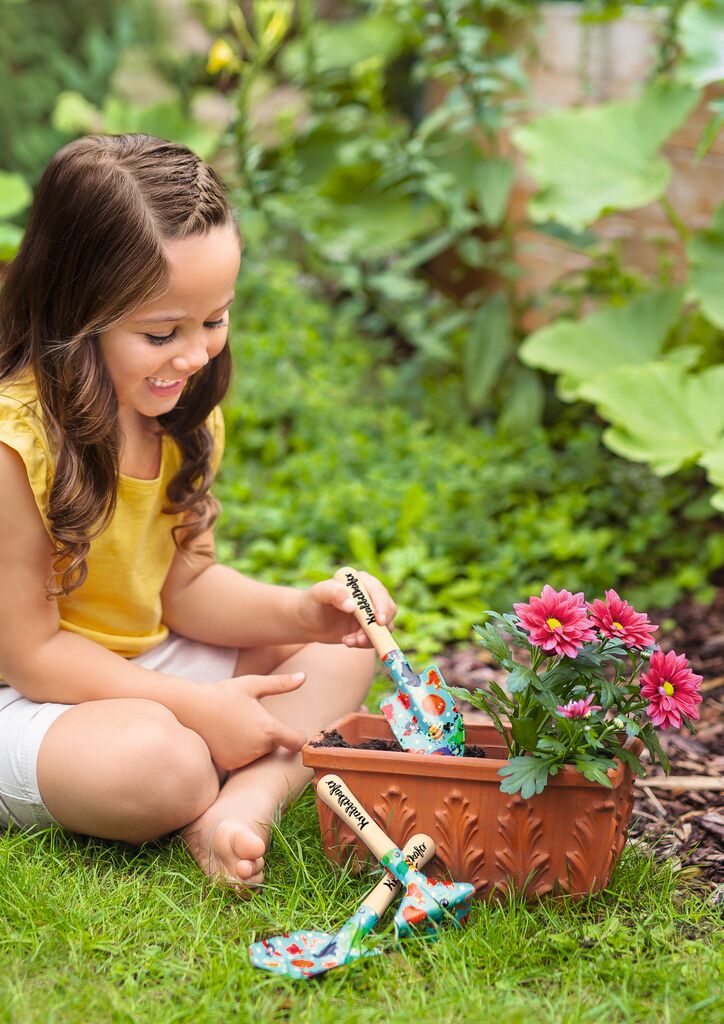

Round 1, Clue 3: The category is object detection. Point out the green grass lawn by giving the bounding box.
[1,789,721,1024]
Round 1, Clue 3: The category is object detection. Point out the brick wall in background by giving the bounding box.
[513,2,724,328]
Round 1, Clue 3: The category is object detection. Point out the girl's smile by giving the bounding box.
[145,376,185,397]
[98,224,241,433]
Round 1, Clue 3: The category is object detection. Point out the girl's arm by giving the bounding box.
[160,545,396,650]
[0,444,305,769]
[160,532,310,647]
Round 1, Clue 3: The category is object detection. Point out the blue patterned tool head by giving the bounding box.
[380,848,475,939]
[380,651,465,756]
[248,905,380,979]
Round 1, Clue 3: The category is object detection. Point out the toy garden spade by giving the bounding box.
[335,568,465,756]
[318,774,475,936]
[248,832,436,979]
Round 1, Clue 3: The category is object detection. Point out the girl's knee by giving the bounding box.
[123,709,219,831]
[39,698,219,841]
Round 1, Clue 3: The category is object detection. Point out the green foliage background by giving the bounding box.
[1,0,723,643]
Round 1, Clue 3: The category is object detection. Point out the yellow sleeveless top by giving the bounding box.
[0,372,224,660]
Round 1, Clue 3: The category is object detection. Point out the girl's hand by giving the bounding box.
[190,673,307,772]
[298,570,397,647]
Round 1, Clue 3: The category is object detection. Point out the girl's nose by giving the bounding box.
[171,334,210,374]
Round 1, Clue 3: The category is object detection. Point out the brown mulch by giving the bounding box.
[433,588,724,894]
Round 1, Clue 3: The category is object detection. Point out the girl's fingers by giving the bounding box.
[357,572,396,627]
[342,630,370,647]
[250,672,306,698]
[267,715,307,752]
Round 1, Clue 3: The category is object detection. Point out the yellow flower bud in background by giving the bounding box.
[207,38,236,75]
[256,0,293,55]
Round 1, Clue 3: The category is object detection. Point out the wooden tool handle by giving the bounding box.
[362,833,435,918]
[334,566,397,660]
[317,773,401,862]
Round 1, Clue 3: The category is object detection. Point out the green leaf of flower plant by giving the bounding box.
[601,679,622,707]
[506,666,539,694]
[610,745,646,777]
[487,679,517,711]
[511,716,539,752]
[677,0,724,87]
[641,724,671,773]
[537,736,566,755]
[578,362,724,476]
[498,755,557,799]
[511,81,699,229]
[688,203,724,330]
[519,289,685,400]
[472,622,512,664]
[447,685,510,746]
[574,754,615,788]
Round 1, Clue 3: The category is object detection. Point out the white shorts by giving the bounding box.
[0,632,238,833]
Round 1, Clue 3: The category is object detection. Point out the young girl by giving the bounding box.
[0,133,395,890]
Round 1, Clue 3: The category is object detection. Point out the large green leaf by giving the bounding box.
[280,14,411,78]
[677,0,724,87]
[52,90,101,134]
[687,202,724,329]
[102,98,222,161]
[0,222,24,262]
[498,366,545,436]
[314,194,441,259]
[519,289,685,398]
[699,440,724,511]
[0,171,31,220]
[511,81,699,229]
[464,295,511,413]
[474,157,515,227]
[578,362,724,475]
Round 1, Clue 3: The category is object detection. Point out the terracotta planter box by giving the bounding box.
[302,712,639,900]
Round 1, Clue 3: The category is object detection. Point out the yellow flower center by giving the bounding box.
[662,681,674,696]
[612,621,623,630]
[547,617,562,630]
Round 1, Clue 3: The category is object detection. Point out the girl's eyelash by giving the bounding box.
[144,319,228,345]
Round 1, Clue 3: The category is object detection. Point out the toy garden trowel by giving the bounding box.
[335,567,465,756]
[248,833,436,979]
[318,774,475,936]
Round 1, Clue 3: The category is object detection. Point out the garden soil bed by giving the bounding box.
[310,729,489,759]
[433,587,724,895]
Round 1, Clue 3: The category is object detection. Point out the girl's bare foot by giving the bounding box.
[181,792,278,891]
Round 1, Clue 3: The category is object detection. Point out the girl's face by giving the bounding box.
[98,223,241,432]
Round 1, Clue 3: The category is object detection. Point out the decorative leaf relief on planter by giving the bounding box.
[433,790,488,893]
[495,797,550,894]
[565,799,616,894]
[372,784,417,847]
[610,776,636,868]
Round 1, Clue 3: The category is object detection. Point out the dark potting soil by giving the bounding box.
[311,728,487,758]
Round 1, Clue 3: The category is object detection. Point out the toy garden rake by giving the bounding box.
[335,567,465,756]
[248,832,436,979]
[317,773,475,936]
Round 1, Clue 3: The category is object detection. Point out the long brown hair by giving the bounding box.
[0,134,236,595]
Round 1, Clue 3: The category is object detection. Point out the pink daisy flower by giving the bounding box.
[556,694,602,719]
[640,649,703,729]
[588,589,658,649]
[513,585,597,658]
